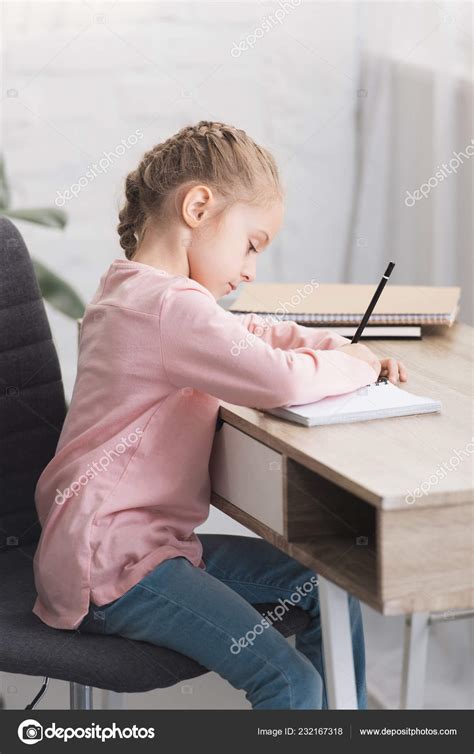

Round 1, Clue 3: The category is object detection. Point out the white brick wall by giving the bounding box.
[2,1,360,399]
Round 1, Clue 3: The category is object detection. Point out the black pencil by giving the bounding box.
[351,262,396,344]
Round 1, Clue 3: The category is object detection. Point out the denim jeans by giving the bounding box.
[78,534,367,710]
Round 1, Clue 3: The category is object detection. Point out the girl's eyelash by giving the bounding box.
[248,242,258,254]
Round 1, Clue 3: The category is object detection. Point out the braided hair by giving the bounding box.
[117,120,282,260]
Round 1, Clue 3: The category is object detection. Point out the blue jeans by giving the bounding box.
[78,534,367,710]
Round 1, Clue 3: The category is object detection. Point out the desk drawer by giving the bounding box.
[209,419,474,615]
[209,422,285,535]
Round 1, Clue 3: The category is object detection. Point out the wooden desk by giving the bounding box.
[209,322,474,708]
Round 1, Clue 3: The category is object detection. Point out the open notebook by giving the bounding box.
[264,378,442,426]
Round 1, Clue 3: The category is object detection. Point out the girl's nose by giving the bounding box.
[241,269,255,284]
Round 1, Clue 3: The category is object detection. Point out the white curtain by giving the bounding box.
[345,1,473,325]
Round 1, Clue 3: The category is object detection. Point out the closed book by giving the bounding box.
[229,284,460,326]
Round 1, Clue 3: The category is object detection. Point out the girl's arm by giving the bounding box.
[232,311,350,351]
[159,283,378,410]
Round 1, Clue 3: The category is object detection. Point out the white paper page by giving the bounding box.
[286,380,436,420]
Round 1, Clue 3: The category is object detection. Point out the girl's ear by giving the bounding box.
[181,184,214,228]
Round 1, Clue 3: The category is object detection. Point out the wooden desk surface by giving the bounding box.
[212,322,473,615]
[218,322,473,511]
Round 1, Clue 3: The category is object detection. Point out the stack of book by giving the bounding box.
[229,284,461,339]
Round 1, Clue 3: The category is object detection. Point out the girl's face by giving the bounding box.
[183,186,284,300]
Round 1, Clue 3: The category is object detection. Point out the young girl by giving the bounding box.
[32,120,407,710]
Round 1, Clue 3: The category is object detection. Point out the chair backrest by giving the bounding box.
[0,217,67,551]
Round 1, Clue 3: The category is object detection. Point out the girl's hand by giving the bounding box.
[379,357,408,384]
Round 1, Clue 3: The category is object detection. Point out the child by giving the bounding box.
[32,120,407,710]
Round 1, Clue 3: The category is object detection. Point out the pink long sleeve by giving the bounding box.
[233,311,351,351]
[160,284,378,409]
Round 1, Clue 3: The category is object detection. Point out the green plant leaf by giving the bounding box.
[0,155,11,210]
[32,258,85,320]
[0,207,67,228]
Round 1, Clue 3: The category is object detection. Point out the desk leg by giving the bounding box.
[400,613,429,709]
[318,575,358,709]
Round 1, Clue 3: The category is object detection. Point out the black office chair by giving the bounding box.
[0,216,311,710]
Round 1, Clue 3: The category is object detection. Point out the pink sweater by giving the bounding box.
[32,258,377,629]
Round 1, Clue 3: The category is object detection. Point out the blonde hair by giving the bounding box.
[117,120,282,260]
